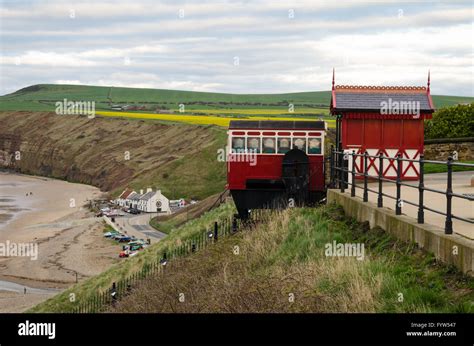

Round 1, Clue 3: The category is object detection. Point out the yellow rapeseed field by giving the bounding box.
[96,111,335,128]
[186,108,329,115]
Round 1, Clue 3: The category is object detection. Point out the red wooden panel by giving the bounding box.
[293,132,306,136]
[262,131,275,136]
[383,120,402,148]
[402,119,422,147]
[232,131,245,135]
[363,119,382,147]
[278,132,291,136]
[343,119,363,147]
[248,131,260,135]
[308,132,321,136]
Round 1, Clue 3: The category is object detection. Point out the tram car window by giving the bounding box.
[293,138,306,152]
[308,138,322,154]
[247,137,261,154]
[277,138,291,154]
[232,137,245,153]
[262,138,276,154]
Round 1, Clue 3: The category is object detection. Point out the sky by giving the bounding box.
[0,0,473,96]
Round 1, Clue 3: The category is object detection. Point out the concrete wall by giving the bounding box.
[103,215,122,233]
[327,189,474,276]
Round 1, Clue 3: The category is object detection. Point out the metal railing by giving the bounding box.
[329,146,474,234]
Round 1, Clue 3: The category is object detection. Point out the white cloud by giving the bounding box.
[0,0,472,96]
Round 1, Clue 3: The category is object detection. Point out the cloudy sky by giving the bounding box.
[0,0,472,96]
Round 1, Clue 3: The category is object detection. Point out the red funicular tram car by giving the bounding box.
[227,120,327,219]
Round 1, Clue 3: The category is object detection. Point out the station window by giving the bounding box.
[247,137,261,154]
[262,137,276,154]
[231,137,245,153]
[308,138,322,154]
[277,137,291,154]
[293,138,306,151]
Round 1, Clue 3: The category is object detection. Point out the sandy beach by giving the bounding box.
[0,172,121,312]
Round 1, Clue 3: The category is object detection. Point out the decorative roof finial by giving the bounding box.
[427,69,431,93]
[332,68,335,90]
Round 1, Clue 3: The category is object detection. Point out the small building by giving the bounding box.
[330,70,435,180]
[127,191,143,209]
[115,188,136,207]
[137,188,171,213]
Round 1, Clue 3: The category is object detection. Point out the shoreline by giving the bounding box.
[0,172,121,312]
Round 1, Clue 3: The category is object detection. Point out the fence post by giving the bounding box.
[417,154,424,223]
[232,217,237,233]
[330,145,334,188]
[395,153,402,215]
[339,150,345,193]
[351,150,356,197]
[377,152,383,208]
[445,156,453,234]
[363,151,368,202]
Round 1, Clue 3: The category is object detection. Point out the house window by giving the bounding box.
[247,137,260,154]
[262,137,276,154]
[278,138,291,154]
[293,138,306,151]
[308,138,322,154]
[231,137,245,153]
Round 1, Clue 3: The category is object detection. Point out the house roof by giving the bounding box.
[139,191,156,201]
[128,192,142,201]
[118,188,135,199]
[330,85,435,114]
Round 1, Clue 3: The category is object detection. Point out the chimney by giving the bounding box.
[332,67,335,90]
[147,187,152,193]
[140,189,143,194]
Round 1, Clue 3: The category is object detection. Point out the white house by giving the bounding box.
[135,188,171,214]
[128,190,143,210]
[115,188,136,207]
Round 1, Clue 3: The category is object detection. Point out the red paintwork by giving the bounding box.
[340,113,429,179]
[227,155,325,191]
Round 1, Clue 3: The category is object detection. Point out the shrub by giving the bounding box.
[425,103,474,139]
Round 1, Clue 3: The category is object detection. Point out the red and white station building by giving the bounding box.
[330,72,435,180]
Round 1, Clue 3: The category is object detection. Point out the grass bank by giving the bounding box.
[424,161,474,174]
[29,202,236,312]
[111,204,473,313]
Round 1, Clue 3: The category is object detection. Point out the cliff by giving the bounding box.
[0,111,226,199]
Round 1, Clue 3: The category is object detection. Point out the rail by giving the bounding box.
[329,146,474,234]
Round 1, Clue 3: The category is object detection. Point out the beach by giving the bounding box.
[0,172,120,312]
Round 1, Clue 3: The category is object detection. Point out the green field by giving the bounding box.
[1,84,472,118]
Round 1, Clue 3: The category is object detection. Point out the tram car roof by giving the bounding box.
[228,120,326,131]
